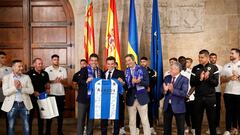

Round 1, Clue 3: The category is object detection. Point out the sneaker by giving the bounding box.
[216,127,221,134]
[83,126,87,135]
[223,131,231,135]
[191,129,195,135]
[119,127,126,135]
[184,127,190,133]
[206,128,210,134]
[150,127,157,135]
[136,128,140,135]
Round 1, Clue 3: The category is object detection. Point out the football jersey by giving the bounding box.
[89,78,124,120]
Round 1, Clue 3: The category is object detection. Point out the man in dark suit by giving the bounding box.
[124,54,150,135]
[163,62,189,135]
[76,53,104,135]
[101,56,126,135]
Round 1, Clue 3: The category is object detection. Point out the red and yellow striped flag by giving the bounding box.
[84,0,95,61]
[105,0,121,69]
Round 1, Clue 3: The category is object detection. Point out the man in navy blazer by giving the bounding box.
[163,62,189,135]
[124,54,150,135]
[101,56,126,135]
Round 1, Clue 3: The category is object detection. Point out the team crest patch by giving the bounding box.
[5,69,8,71]
[50,70,53,72]
[113,82,116,86]
[41,73,44,76]
[238,65,240,68]
[97,88,100,92]
[197,68,200,70]
[207,67,211,71]
[228,65,231,68]
[59,70,62,72]
[33,73,36,76]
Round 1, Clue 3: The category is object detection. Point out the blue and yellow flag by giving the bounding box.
[127,0,138,62]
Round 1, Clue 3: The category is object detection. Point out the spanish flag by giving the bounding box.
[128,0,139,62]
[84,0,95,61]
[105,0,121,69]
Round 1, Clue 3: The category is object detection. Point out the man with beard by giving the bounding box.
[45,54,67,135]
[221,48,240,135]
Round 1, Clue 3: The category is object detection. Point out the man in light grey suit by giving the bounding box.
[1,60,34,135]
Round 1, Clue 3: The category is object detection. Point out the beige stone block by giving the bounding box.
[228,15,239,30]
[224,0,238,14]
[205,15,227,30]
[206,0,225,15]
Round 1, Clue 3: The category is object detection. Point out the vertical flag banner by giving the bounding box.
[127,0,139,62]
[84,0,95,60]
[105,0,121,69]
[150,0,163,118]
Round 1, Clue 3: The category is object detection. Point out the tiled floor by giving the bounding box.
[0,117,216,135]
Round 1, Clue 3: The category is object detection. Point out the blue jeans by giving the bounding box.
[7,102,30,135]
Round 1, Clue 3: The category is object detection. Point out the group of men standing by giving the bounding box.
[0,53,66,135]
[1,48,240,135]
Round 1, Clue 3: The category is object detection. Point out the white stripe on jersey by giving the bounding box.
[94,80,102,119]
[109,80,118,119]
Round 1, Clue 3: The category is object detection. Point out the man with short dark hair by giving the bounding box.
[221,48,240,135]
[80,59,88,69]
[125,54,150,135]
[27,58,50,135]
[1,59,34,135]
[209,53,222,135]
[190,49,219,135]
[45,54,67,135]
[0,51,12,135]
[101,56,125,135]
[137,56,157,135]
[76,53,104,135]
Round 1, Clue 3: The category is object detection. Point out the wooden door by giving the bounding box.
[0,0,75,117]
[0,0,30,67]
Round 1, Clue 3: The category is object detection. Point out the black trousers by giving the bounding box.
[136,100,154,128]
[119,95,125,128]
[29,97,44,135]
[185,100,195,129]
[215,92,221,128]
[101,119,119,135]
[194,96,216,135]
[164,104,185,135]
[0,102,8,135]
[224,94,240,131]
[100,95,125,135]
[46,95,65,135]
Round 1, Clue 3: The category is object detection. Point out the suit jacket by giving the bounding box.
[163,74,188,114]
[77,66,104,104]
[1,73,34,112]
[126,66,150,106]
[104,69,125,81]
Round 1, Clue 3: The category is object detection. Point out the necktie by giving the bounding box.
[107,71,112,79]
[172,77,176,84]
[93,69,96,78]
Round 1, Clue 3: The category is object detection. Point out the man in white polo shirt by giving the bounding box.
[45,54,67,135]
[221,48,240,135]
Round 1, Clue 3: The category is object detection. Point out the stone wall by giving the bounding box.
[69,0,240,71]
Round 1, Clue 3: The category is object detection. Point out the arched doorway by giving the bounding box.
[0,0,75,117]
